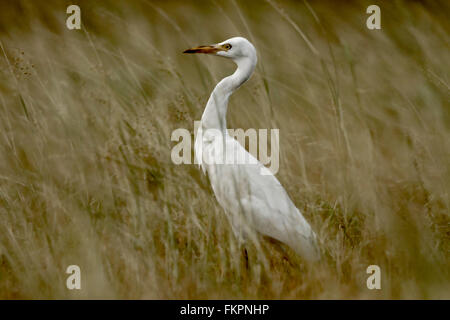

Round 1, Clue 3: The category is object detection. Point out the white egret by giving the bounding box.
[184,37,320,261]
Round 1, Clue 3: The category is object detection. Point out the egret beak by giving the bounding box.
[183,45,222,54]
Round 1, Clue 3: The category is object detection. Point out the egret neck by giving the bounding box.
[201,56,257,134]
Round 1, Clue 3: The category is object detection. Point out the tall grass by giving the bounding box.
[0,0,448,299]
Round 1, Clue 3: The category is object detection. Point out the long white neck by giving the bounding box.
[200,57,256,134]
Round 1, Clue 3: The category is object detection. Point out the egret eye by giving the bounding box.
[223,43,232,50]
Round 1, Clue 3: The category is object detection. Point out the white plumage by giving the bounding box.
[184,37,320,261]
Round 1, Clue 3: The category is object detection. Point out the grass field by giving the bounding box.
[0,0,449,299]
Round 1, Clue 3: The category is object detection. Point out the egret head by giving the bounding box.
[183,37,257,66]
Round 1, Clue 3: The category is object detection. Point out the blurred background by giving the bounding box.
[0,0,448,299]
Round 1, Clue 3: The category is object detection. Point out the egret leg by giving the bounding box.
[239,246,250,282]
[243,247,249,270]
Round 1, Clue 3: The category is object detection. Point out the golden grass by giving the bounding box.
[0,0,448,299]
